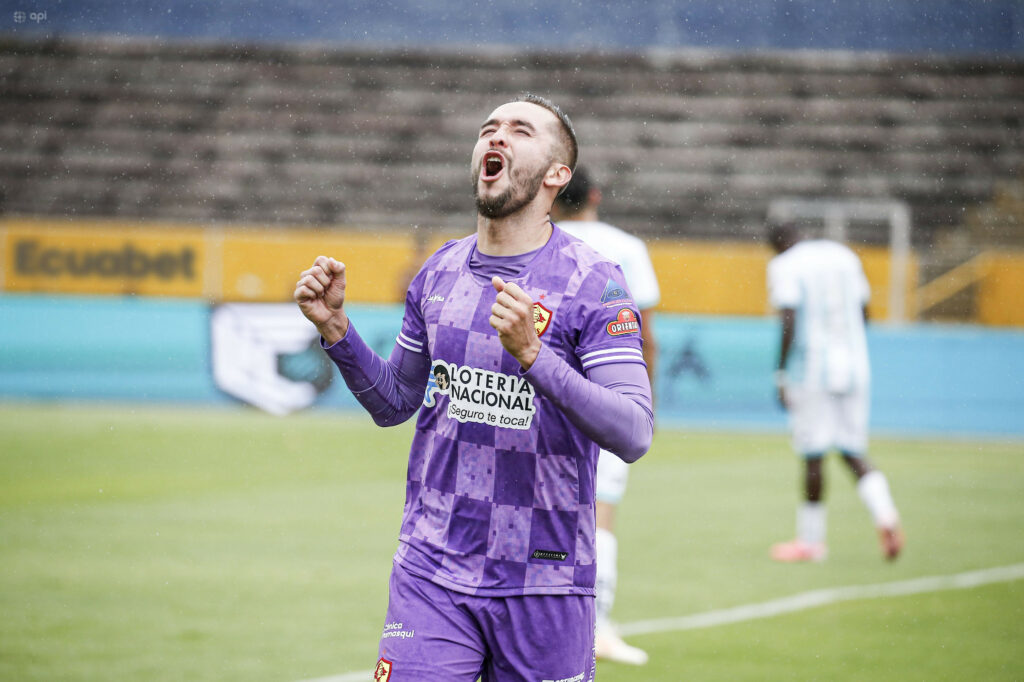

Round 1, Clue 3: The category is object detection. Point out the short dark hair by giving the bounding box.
[767,221,800,253]
[553,165,592,213]
[512,93,578,171]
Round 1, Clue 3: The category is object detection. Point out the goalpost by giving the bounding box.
[767,198,913,324]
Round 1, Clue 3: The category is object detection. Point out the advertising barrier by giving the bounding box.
[2,218,940,322]
[3,221,208,298]
[0,219,421,306]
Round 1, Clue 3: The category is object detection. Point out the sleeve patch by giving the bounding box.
[606,308,640,336]
[600,278,634,308]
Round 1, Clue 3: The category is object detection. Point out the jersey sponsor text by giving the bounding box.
[424,360,537,430]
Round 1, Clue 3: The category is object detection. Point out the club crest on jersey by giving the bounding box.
[606,308,640,336]
[374,657,392,681]
[424,360,537,430]
[600,278,633,308]
[533,302,552,337]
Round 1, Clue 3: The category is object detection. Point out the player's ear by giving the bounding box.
[545,163,572,193]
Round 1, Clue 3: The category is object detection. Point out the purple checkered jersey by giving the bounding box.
[392,225,646,597]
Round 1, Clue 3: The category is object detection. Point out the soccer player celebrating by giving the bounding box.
[552,167,659,665]
[766,222,904,563]
[295,95,653,682]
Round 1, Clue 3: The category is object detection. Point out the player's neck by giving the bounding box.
[476,209,554,256]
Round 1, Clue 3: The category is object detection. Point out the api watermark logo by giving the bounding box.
[13,10,48,23]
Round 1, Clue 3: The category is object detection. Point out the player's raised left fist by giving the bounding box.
[490,276,541,369]
[294,255,349,344]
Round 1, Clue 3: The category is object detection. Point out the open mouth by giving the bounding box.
[481,151,506,182]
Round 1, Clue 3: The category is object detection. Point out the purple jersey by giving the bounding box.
[393,225,646,597]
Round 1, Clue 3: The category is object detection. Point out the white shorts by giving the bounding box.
[787,385,869,457]
[595,449,630,504]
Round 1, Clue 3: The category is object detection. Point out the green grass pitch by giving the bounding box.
[1,403,1022,681]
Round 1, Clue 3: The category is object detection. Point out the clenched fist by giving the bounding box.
[490,276,542,370]
[294,255,349,344]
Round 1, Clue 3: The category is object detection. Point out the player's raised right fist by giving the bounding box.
[294,255,349,344]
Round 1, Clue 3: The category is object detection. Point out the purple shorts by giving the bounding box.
[374,562,595,682]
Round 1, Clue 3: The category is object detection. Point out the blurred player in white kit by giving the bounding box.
[766,222,904,563]
[553,167,659,665]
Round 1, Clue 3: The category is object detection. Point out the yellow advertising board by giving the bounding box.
[0,219,448,305]
[650,241,770,316]
[978,252,1024,327]
[648,242,917,320]
[2,219,207,298]
[218,227,422,304]
[8,218,1021,327]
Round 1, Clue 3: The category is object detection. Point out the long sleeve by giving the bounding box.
[522,344,653,462]
[322,323,431,427]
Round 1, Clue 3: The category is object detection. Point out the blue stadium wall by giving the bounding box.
[3,295,1023,438]
[2,0,1022,54]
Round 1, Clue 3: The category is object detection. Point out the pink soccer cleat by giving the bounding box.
[770,539,828,562]
[879,524,905,560]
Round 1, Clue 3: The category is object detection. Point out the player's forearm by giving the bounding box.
[322,323,428,426]
[523,345,653,462]
[777,308,796,370]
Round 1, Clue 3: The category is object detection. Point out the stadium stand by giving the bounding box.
[1,36,1023,247]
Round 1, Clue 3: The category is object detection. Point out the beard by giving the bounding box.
[473,158,548,219]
